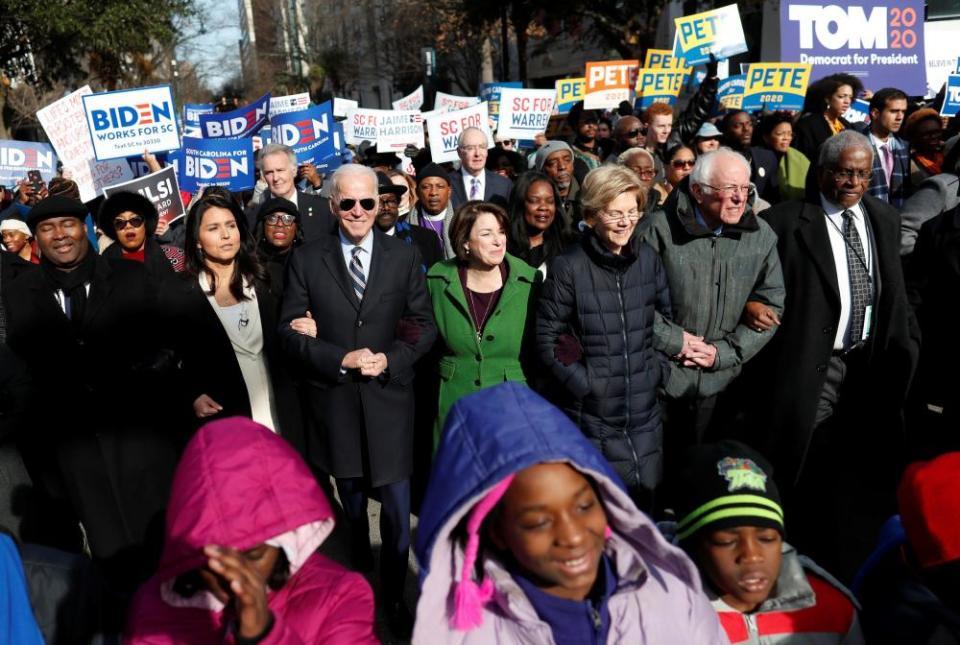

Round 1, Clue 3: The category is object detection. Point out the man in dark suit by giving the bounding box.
[748,130,919,580]
[720,110,780,204]
[246,143,334,242]
[853,88,911,208]
[5,195,178,591]
[447,126,512,209]
[279,165,436,636]
[374,171,441,270]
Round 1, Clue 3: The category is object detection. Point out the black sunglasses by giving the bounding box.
[625,128,642,138]
[114,216,144,230]
[338,198,377,211]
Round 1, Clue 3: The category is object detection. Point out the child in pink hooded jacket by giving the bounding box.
[124,416,378,644]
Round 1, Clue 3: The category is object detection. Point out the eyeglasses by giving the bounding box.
[265,213,296,226]
[628,166,656,179]
[826,168,872,182]
[114,216,144,230]
[599,208,642,222]
[338,198,377,211]
[701,184,751,197]
[459,145,486,153]
[671,159,696,169]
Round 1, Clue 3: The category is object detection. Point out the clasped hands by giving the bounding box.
[677,331,717,369]
[342,348,388,377]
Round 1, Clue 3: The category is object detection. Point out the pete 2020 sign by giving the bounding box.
[673,4,748,66]
[200,93,270,138]
[82,85,180,161]
[270,102,338,164]
[0,141,58,186]
[741,63,812,111]
[635,69,687,107]
[555,78,585,114]
[176,137,255,193]
[780,0,926,96]
[584,60,639,109]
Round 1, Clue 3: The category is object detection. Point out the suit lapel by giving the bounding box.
[82,258,114,328]
[321,235,361,310]
[452,173,467,205]
[796,202,842,310]
[360,230,387,313]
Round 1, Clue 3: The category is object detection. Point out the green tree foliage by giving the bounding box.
[0,0,196,89]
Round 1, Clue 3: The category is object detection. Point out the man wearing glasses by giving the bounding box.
[448,126,512,210]
[279,164,436,637]
[642,148,784,484]
[748,130,918,581]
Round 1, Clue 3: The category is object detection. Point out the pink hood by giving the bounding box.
[157,416,334,583]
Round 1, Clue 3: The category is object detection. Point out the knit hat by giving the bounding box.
[674,440,785,541]
[256,197,300,222]
[416,163,450,186]
[0,218,31,237]
[451,474,515,631]
[25,195,88,232]
[98,191,159,240]
[534,141,573,172]
[695,122,723,140]
[898,452,960,569]
[47,177,81,201]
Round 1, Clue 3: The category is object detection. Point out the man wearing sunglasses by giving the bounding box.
[747,130,918,581]
[279,164,436,637]
[247,143,334,243]
[5,194,178,592]
[642,148,784,488]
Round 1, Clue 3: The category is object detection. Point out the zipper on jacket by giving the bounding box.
[590,604,602,644]
[744,613,758,639]
[615,272,642,487]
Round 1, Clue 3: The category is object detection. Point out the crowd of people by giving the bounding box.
[0,66,959,644]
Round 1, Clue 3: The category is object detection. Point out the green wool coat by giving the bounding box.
[427,253,540,443]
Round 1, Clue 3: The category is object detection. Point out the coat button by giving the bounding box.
[475,355,482,362]
[357,320,363,327]
[486,334,495,341]
[816,364,826,373]
[474,379,481,386]
[822,326,831,334]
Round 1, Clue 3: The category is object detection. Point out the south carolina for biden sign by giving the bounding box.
[83,85,180,161]
[780,0,926,95]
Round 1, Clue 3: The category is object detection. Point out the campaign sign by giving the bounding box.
[199,93,270,138]
[270,93,311,116]
[717,74,746,110]
[426,102,492,164]
[844,99,871,123]
[434,92,480,113]
[83,85,180,161]
[942,75,960,117]
[0,141,58,186]
[183,103,214,129]
[392,86,424,111]
[480,82,523,127]
[176,137,255,193]
[584,60,640,109]
[127,152,169,178]
[780,0,926,96]
[496,89,554,139]
[923,20,960,98]
[270,102,337,164]
[635,69,687,108]
[344,108,389,145]
[644,49,687,70]
[555,78,585,114]
[36,85,134,202]
[673,4,748,66]
[102,166,185,226]
[376,111,425,153]
[333,97,359,118]
[741,63,812,111]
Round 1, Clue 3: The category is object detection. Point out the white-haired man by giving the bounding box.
[279,164,436,636]
[642,147,784,464]
[447,126,512,209]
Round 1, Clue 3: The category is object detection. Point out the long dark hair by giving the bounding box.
[184,190,267,301]
[507,171,569,263]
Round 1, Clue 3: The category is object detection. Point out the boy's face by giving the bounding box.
[489,463,608,602]
[694,526,782,613]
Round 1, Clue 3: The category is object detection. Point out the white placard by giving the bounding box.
[496,89,555,140]
[343,108,389,145]
[434,92,481,113]
[376,111,425,153]
[425,102,492,163]
[270,93,311,115]
[333,97,359,118]
[392,85,424,111]
[82,85,180,160]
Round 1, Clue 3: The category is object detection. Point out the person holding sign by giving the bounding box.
[537,165,672,510]
[98,191,182,282]
[566,103,605,179]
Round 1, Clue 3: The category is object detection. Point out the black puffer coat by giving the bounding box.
[537,229,672,501]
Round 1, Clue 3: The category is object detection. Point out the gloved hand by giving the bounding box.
[554,333,583,367]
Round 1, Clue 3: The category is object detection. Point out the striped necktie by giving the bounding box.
[842,209,873,345]
[470,177,480,200]
[349,246,365,301]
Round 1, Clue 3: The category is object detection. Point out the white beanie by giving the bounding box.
[0,218,30,237]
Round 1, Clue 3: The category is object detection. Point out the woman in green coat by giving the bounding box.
[427,201,540,444]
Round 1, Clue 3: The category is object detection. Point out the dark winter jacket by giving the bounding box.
[536,229,672,496]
